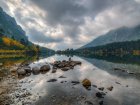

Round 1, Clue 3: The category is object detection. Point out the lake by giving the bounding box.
[0,54,140,105]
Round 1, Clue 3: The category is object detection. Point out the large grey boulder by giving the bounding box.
[17,69,26,75]
[32,67,40,74]
[40,65,50,71]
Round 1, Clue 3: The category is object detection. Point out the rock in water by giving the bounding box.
[82,79,91,90]
[74,61,81,65]
[59,76,66,78]
[85,101,93,105]
[98,87,104,91]
[52,69,57,73]
[96,92,103,98]
[32,67,40,74]
[99,101,103,105]
[61,67,70,71]
[17,69,26,75]
[24,66,32,73]
[40,65,50,71]
[71,81,80,85]
[107,86,113,91]
[47,79,57,82]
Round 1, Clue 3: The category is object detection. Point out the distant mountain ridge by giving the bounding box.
[81,25,140,48]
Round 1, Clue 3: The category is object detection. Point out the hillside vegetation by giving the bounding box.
[0,35,39,55]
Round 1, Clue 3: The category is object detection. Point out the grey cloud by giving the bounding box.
[30,0,87,38]
[0,0,140,50]
[30,0,140,40]
[28,28,63,43]
[0,1,10,13]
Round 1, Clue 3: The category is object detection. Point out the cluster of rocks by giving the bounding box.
[82,79,114,105]
[17,64,51,76]
[17,58,82,78]
[51,59,81,72]
[71,78,114,105]
[14,59,117,105]
[47,76,114,105]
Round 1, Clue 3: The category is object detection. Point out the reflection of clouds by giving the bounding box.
[19,55,140,105]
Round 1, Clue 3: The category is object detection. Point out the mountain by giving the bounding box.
[0,7,28,42]
[81,25,140,48]
[0,7,54,53]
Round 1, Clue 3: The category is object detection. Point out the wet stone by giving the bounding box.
[116,82,121,85]
[47,79,57,82]
[32,67,40,75]
[40,65,50,71]
[24,66,32,73]
[98,87,104,91]
[107,86,113,91]
[59,76,66,78]
[96,92,104,98]
[85,101,93,105]
[52,69,57,73]
[99,100,104,105]
[82,79,91,90]
[71,81,80,85]
[92,85,97,88]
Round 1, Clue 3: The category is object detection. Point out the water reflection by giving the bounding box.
[15,55,140,105]
[0,54,140,105]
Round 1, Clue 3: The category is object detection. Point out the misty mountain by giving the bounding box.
[81,25,140,48]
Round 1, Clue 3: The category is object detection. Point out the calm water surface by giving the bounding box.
[0,55,140,105]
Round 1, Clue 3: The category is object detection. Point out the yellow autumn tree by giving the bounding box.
[2,37,25,49]
[2,37,11,46]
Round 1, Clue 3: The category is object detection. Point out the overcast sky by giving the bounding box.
[0,0,140,50]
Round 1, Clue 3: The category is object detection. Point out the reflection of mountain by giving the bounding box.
[79,55,140,65]
[82,57,140,79]
[81,25,140,48]
[0,56,37,68]
[0,53,54,68]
